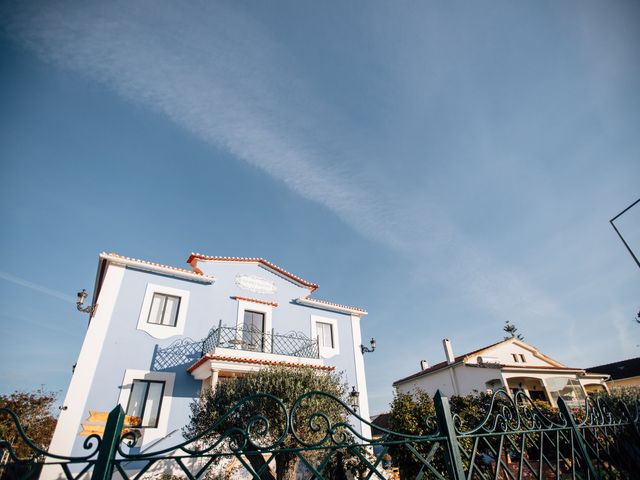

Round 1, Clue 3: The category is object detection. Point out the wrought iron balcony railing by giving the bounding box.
[201,321,319,359]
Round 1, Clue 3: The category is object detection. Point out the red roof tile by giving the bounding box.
[298,296,367,314]
[103,252,208,276]
[187,254,319,291]
[232,296,278,307]
[393,339,514,385]
[187,354,334,373]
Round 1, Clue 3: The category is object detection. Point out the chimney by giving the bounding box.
[443,338,455,364]
[420,360,429,370]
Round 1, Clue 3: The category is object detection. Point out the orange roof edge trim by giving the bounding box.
[102,252,214,282]
[187,354,334,373]
[299,296,367,314]
[232,296,278,307]
[187,253,319,291]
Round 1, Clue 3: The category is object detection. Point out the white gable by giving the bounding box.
[465,339,565,368]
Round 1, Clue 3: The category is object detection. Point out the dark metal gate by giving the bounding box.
[1,389,639,479]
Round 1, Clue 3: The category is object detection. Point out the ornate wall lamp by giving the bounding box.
[360,338,376,354]
[76,289,97,315]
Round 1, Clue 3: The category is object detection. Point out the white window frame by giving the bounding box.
[310,315,339,358]
[137,283,189,339]
[125,379,166,428]
[235,299,273,353]
[117,370,175,444]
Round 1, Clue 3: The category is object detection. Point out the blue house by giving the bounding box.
[48,252,371,467]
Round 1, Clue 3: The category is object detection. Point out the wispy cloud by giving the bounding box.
[0,0,598,331]
[0,271,76,303]
[0,1,405,250]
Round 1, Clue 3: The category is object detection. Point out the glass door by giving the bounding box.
[243,310,265,351]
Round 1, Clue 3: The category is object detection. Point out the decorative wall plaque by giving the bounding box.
[235,274,277,294]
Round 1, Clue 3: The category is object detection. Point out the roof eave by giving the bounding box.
[101,253,215,284]
[294,297,367,316]
[188,253,319,291]
[393,361,463,386]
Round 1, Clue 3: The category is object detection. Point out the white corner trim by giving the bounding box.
[100,252,215,284]
[350,315,371,439]
[117,369,176,446]
[47,264,126,458]
[310,315,340,358]
[295,297,367,316]
[137,283,189,339]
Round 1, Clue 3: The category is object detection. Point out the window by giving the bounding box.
[243,310,265,350]
[147,293,181,327]
[137,284,189,339]
[545,377,586,407]
[234,299,273,353]
[311,316,339,358]
[317,322,334,348]
[126,380,165,428]
[118,370,175,442]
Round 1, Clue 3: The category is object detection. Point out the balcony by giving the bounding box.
[201,322,319,360]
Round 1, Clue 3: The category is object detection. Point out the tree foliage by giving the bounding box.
[0,389,57,462]
[0,390,56,478]
[503,320,524,340]
[388,390,555,477]
[184,366,353,480]
[387,391,440,477]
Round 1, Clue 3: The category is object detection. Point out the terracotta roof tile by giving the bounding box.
[188,253,319,291]
[187,354,334,373]
[103,252,209,277]
[299,296,367,314]
[232,296,278,307]
[393,339,515,385]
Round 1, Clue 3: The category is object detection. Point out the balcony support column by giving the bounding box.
[210,368,220,393]
[201,368,220,395]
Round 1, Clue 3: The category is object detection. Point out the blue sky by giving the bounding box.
[0,0,638,413]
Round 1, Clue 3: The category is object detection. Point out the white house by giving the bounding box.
[45,252,371,478]
[393,338,608,407]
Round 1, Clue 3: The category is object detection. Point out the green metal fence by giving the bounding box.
[1,389,639,479]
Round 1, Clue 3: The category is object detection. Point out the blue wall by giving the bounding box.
[70,261,359,456]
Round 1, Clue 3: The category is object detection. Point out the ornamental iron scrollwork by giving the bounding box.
[453,389,566,435]
[0,407,102,480]
[200,324,319,359]
[2,388,640,479]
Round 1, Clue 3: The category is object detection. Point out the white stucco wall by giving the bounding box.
[465,341,560,368]
[394,339,607,402]
[395,364,458,396]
